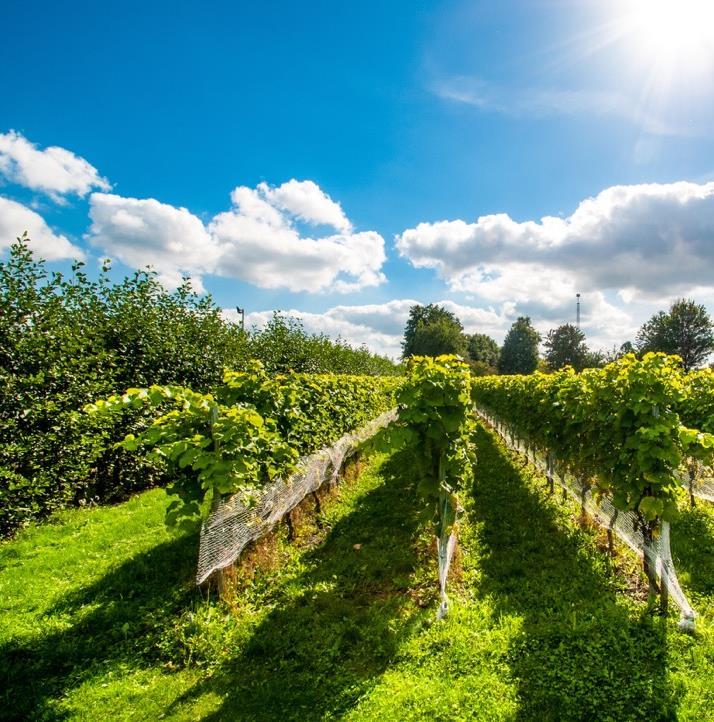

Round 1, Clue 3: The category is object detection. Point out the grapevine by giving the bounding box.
[472,353,714,600]
[385,355,476,617]
[86,362,401,529]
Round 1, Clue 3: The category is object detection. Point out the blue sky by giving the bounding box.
[2,0,714,357]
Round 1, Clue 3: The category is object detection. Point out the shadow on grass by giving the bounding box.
[469,424,681,721]
[0,530,199,721]
[0,451,428,722]
[164,450,429,721]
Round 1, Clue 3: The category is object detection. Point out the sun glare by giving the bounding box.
[623,0,714,65]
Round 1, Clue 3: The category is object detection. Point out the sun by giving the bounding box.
[622,0,714,66]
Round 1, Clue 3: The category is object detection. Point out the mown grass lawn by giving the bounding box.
[1,422,713,721]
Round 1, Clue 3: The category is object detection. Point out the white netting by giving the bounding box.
[436,490,458,620]
[675,462,714,503]
[476,408,697,631]
[196,409,397,585]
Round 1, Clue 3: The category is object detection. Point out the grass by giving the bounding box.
[348,424,714,721]
[1,423,713,720]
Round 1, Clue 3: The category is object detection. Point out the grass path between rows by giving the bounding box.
[1,421,713,720]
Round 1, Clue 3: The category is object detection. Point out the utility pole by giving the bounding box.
[576,293,581,329]
[236,306,245,333]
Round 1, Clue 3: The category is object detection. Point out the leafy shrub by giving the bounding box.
[678,368,714,433]
[387,355,476,508]
[87,363,401,528]
[248,313,399,376]
[0,237,398,535]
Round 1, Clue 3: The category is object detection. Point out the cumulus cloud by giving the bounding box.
[87,180,386,294]
[232,293,643,359]
[0,196,84,260]
[395,181,714,349]
[87,193,220,293]
[397,181,714,304]
[0,130,110,200]
[258,179,352,232]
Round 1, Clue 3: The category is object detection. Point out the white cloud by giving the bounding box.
[395,181,714,350]
[87,193,220,293]
[0,196,84,260]
[232,299,514,359]
[0,130,110,200]
[87,180,386,294]
[397,181,714,303]
[259,179,352,232]
[234,295,645,359]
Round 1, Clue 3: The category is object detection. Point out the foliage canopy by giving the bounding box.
[401,304,467,359]
[498,316,541,375]
[544,323,588,371]
[637,298,714,372]
[0,236,397,534]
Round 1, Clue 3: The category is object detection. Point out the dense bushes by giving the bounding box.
[0,238,242,535]
[249,313,399,376]
[87,362,401,528]
[0,237,398,535]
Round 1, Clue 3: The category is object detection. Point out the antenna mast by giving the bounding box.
[576,293,581,328]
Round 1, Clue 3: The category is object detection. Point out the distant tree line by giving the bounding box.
[401,298,714,375]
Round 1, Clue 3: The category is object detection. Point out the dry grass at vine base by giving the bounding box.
[213,452,369,598]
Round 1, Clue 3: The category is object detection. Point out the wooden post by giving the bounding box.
[285,510,295,541]
[313,491,323,529]
[688,462,697,509]
[607,509,618,556]
[546,452,555,494]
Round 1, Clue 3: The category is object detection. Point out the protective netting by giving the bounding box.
[196,409,397,585]
[675,462,714,503]
[476,408,697,631]
[436,490,458,620]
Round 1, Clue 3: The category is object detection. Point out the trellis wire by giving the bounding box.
[196,409,396,586]
[475,407,697,632]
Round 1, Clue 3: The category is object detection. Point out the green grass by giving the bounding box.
[348,425,714,721]
[2,423,713,720]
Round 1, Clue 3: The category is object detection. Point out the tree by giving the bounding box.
[619,341,636,357]
[636,299,714,371]
[544,323,588,371]
[598,341,637,366]
[498,317,541,374]
[467,333,500,373]
[402,304,467,358]
[583,349,606,369]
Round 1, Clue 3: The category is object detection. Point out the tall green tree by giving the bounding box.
[498,316,541,375]
[544,323,588,371]
[402,304,467,358]
[636,299,714,371]
[467,333,500,366]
